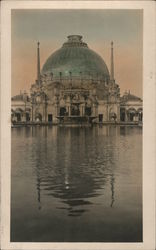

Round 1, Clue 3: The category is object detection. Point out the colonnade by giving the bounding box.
[120,107,143,122]
[11,105,142,124]
[59,104,93,117]
[11,109,31,122]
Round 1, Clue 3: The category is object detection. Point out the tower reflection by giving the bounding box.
[110,174,115,207]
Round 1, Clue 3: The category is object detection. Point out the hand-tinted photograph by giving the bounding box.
[11,9,143,242]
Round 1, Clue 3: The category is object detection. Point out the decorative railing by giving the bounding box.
[40,75,109,87]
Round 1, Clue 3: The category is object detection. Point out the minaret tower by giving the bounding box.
[37,41,40,85]
[110,41,115,82]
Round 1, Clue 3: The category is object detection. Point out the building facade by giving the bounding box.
[11,35,143,125]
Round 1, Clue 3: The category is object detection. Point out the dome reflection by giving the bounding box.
[34,126,116,216]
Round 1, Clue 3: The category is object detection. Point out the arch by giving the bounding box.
[71,104,80,116]
[109,112,117,121]
[120,107,126,122]
[25,107,31,112]
[15,108,23,113]
[25,112,30,121]
[14,108,23,122]
[127,107,137,122]
[85,106,92,116]
[60,107,66,116]
[15,113,21,122]
[35,113,42,122]
[25,108,31,122]
[127,107,136,113]
[109,108,117,121]
[137,107,143,112]
[137,108,143,122]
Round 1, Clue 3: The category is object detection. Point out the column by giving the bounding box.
[107,105,109,121]
[13,113,17,122]
[81,106,83,116]
[21,113,26,122]
[45,102,47,122]
[136,113,139,122]
[80,105,83,116]
[42,105,45,122]
[116,104,120,122]
[125,110,128,122]
[68,105,71,116]
[93,104,97,117]
[55,105,59,117]
[31,105,34,122]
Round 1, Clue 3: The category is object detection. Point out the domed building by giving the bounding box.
[11,35,142,125]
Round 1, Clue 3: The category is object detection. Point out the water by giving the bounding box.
[11,125,142,242]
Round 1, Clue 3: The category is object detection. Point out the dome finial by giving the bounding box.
[63,35,88,48]
[67,35,82,42]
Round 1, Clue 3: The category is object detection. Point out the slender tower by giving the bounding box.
[110,41,114,81]
[37,41,40,85]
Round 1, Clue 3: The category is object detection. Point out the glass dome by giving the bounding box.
[41,35,110,80]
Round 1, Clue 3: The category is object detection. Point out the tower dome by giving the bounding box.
[41,35,110,80]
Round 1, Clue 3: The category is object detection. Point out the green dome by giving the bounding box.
[41,35,110,79]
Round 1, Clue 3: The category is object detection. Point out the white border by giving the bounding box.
[1,1,156,250]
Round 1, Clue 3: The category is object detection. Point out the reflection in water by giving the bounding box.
[11,125,142,242]
[110,174,115,207]
[36,173,42,210]
[36,168,115,216]
[34,127,116,216]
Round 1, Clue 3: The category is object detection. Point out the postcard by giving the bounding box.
[1,1,155,250]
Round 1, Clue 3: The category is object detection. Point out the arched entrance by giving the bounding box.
[127,108,136,122]
[15,108,23,122]
[16,113,21,121]
[85,107,92,116]
[35,113,42,122]
[109,111,117,121]
[99,114,103,122]
[60,107,66,116]
[26,112,30,121]
[120,108,126,122]
[71,104,80,116]
[48,114,53,122]
[137,108,143,122]
[25,108,31,122]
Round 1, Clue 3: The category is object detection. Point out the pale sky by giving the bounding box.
[11,9,143,97]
